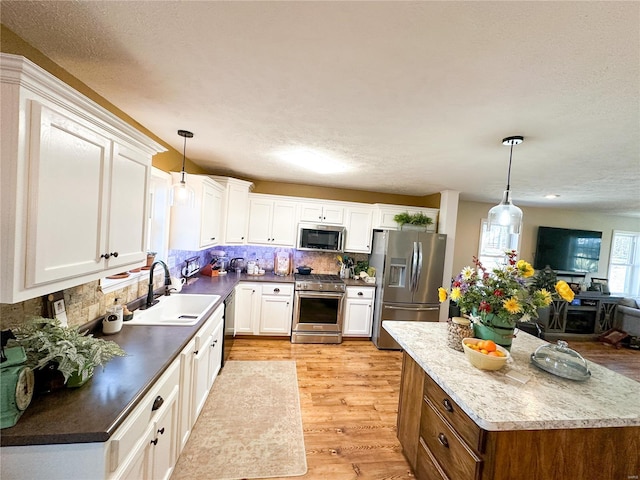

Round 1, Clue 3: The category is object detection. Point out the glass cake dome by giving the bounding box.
[530,340,591,381]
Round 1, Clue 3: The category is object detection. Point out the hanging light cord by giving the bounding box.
[180,134,187,184]
[505,141,514,192]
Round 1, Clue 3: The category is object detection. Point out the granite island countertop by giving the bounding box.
[383,321,640,432]
[1,272,294,447]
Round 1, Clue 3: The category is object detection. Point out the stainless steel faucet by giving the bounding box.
[141,260,172,309]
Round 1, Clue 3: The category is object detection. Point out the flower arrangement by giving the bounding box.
[439,251,575,329]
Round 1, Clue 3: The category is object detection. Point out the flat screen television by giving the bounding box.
[534,226,602,273]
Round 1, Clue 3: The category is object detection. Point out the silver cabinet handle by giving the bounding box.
[384,305,439,312]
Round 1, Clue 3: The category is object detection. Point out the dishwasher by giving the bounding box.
[222,290,235,367]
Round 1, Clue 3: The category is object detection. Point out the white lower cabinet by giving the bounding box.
[259,284,294,335]
[343,286,375,337]
[178,305,224,451]
[233,282,293,336]
[234,282,262,334]
[1,304,224,480]
[108,359,180,480]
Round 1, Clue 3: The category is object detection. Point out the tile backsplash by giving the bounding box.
[0,246,368,330]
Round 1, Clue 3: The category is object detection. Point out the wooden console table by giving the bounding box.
[541,294,621,340]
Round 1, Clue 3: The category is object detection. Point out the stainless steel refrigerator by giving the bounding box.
[369,229,447,349]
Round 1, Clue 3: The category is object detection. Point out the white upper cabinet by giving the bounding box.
[209,176,254,245]
[299,202,344,225]
[169,174,223,251]
[0,54,165,303]
[247,194,297,247]
[373,204,439,231]
[343,206,374,253]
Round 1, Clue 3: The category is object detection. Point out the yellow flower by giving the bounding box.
[438,287,448,303]
[503,296,523,314]
[555,281,575,302]
[516,260,534,278]
[450,287,462,302]
[537,289,553,307]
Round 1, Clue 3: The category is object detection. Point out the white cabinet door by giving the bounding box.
[234,283,261,334]
[26,103,111,287]
[300,203,344,224]
[119,425,154,480]
[148,386,179,480]
[199,181,222,248]
[108,142,150,269]
[270,200,297,246]
[191,330,213,422]
[177,339,196,453]
[259,284,293,335]
[225,182,250,243]
[209,176,253,245]
[207,320,224,387]
[169,175,223,251]
[247,198,274,244]
[344,287,374,337]
[344,206,374,253]
[247,197,297,247]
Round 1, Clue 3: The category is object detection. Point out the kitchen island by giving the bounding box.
[383,321,640,480]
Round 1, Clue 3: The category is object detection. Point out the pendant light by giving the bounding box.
[169,129,195,207]
[487,136,524,234]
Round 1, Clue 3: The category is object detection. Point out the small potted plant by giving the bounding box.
[9,317,126,392]
[393,212,434,231]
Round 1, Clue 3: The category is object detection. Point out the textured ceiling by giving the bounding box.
[2,1,639,216]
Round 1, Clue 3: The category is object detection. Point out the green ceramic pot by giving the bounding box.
[66,368,94,388]
[473,314,515,350]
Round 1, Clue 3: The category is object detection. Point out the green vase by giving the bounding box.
[66,368,93,388]
[473,313,515,350]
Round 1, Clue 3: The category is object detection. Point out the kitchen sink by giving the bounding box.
[125,294,220,326]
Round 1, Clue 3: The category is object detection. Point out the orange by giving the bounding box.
[487,351,501,357]
[483,340,497,353]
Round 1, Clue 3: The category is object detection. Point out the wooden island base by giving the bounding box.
[398,353,640,480]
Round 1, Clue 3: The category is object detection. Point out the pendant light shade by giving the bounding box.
[170,129,195,208]
[487,136,524,234]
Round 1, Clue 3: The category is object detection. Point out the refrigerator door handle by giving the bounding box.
[384,305,440,312]
[416,241,424,289]
[411,241,419,291]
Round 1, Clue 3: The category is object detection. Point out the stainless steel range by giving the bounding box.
[291,274,345,344]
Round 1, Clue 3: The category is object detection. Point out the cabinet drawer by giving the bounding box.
[423,373,484,452]
[346,286,374,299]
[420,397,482,480]
[261,283,293,296]
[417,437,449,480]
[109,360,180,472]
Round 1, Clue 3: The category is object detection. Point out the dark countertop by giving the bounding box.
[1,273,294,447]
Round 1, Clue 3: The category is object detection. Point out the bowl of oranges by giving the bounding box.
[461,338,510,370]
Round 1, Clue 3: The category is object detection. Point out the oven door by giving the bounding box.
[292,290,345,333]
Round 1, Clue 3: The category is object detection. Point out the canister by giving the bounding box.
[447,317,473,351]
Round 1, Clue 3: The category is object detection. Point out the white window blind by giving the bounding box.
[608,230,640,296]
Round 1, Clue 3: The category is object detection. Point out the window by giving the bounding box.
[608,230,640,296]
[478,219,520,270]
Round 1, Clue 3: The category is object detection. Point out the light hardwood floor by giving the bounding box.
[227,339,413,480]
[189,337,638,480]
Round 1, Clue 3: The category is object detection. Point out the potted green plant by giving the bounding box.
[9,317,126,391]
[393,212,434,231]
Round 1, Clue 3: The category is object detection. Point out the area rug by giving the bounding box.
[172,360,307,480]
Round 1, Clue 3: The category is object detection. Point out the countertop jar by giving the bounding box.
[447,316,473,351]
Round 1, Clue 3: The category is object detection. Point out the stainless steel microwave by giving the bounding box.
[297,224,345,252]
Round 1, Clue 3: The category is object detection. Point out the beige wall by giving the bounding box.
[252,180,440,206]
[453,200,640,279]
